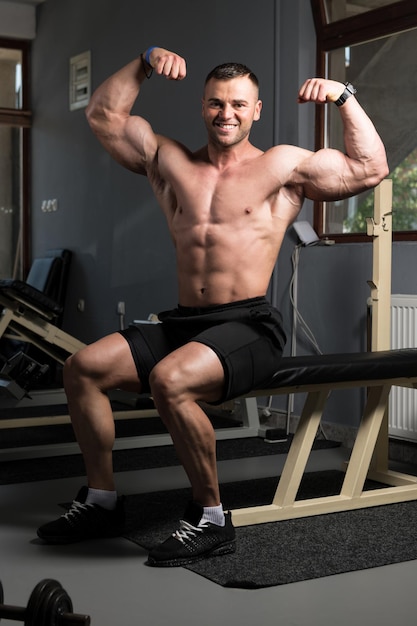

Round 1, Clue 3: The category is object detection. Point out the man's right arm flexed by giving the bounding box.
[293,77,388,201]
[85,46,186,175]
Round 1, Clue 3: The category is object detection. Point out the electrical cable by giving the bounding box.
[288,242,328,440]
[290,244,323,356]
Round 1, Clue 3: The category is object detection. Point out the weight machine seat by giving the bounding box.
[0,249,72,322]
[43,249,72,318]
[0,279,63,319]
[0,249,84,392]
[26,256,62,296]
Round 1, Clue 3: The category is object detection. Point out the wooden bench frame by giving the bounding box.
[233,365,417,526]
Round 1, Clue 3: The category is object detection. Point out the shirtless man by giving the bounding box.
[37,46,388,566]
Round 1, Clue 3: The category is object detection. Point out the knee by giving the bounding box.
[63,349,93,392]
[149,361,185,410]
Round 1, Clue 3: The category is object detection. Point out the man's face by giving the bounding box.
[202,76,262,148]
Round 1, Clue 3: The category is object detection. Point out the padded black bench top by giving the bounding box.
[260,348,417,389]
[0,280,63,317]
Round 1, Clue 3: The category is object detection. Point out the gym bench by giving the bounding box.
[232,348,417,526]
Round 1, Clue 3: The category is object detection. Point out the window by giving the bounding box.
[311,0,417,241]
[0,39,31,279]
[323,0,403,22]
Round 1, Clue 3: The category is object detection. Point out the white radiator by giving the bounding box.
[389,294,417,441]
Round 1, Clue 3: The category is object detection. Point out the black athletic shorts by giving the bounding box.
[119,296,286,404]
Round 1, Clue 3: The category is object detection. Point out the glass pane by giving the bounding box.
[0,47,23,109]
[323,27,417,234]
[0,126,23,279]
[323,0,402,23]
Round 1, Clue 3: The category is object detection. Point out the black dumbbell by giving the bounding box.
[0,579,91,625]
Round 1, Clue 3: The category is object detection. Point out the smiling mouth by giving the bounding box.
[215,122,237,131]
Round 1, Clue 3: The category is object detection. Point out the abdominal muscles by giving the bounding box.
[174,219,278,306]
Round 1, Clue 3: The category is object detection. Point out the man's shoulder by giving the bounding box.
[264,143,312,159]
[262,144,314,178]
[157,137,200,163]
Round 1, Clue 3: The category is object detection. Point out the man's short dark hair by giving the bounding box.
[204,63,259,89]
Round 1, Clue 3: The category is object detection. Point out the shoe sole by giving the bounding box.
[146,539,236,568]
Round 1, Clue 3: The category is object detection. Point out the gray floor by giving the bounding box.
[1,446,416,626]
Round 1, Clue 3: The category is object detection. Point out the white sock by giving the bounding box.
[85,487,117,511]
[200,504,225,527]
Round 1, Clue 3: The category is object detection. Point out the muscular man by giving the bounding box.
[37,46,388,566]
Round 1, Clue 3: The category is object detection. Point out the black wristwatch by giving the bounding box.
[335,82,357,107]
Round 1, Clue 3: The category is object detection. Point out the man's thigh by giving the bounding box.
[193,321,284,403]
[119,312,284,401]
[120,324,226,402]
[151,340,226,404]
[119,323,175,393]
[70,332,142,392]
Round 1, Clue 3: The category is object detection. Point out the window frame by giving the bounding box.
[0,37,31,276]
[310,0,417,242]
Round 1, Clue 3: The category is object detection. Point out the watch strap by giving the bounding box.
[335,82,357,107]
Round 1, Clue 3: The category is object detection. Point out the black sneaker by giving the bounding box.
[146,501,236,567]
[37,486,125,544]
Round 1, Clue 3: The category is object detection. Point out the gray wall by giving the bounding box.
[30,0,417,427]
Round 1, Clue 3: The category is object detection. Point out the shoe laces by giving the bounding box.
[63,499,91,521]
[172,519,209,544]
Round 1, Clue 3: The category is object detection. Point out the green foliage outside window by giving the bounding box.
[344,148,417,233]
